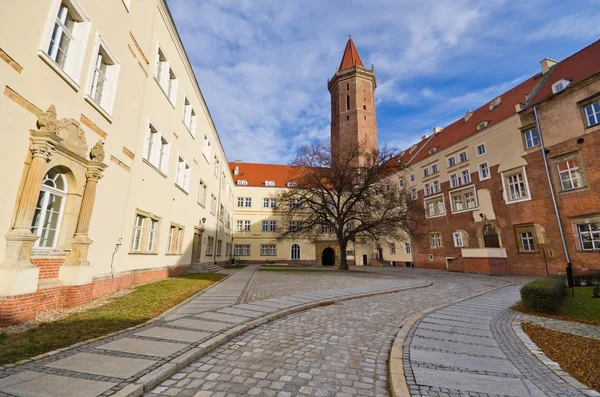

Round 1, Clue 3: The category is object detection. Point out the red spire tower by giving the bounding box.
[328,37,378,164]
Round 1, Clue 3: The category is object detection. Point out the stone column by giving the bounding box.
[60,162,105,285]
[0,132,60,296]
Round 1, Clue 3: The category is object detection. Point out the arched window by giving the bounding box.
[31,168,68,248]
[291,244,301,260]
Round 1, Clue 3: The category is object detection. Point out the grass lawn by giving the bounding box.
[514,286,600,326]
[224,265,247,269]
[523,323,600,391]
[0,273,226,366]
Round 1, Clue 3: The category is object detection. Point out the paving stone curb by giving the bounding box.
[388,281,513,397]
[0,273,233,372]
[122,280,433,397]
[512,318,600,397]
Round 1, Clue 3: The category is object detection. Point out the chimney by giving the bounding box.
[433,127,443,134]
[421,134,429,140]
[540,58,557,75]
[515,103,523,112]
[464,110,474,122]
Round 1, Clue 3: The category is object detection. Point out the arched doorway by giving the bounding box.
[321,247,335,266]
[483,224,500,248]
[291,244,301,260]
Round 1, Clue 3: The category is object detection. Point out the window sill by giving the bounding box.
[450,207,479,214]
[558,186,589,195]
[518,251,538,254]
[165,252,182,256]
[142,158,168,178]
[38,51,80,92]
[175,183,189,195]
[182,121,196,139]
[425,214,446,219]
[198,202,206,208]
[128,251,159,255]
[479,175,491,181]
[505,196,531,205]
[84,95,114,123]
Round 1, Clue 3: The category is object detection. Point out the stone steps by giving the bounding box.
[188,262,224,273]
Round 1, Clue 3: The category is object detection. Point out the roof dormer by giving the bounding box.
[488,96,501,111]
[551,79,571,94]
[476,120,489,131]
[464,110,474,122]
[265,180,275,186]
[237,179,248,185]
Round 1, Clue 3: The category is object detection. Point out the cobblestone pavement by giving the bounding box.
[517,313,600,340]
[147,273,508,397]
[404,286,584,397]
[241,269,400,302]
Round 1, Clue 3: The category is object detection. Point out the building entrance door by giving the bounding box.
[483,225,500,248]
[192,228,203,263]
[322,247,335,266]
[362,254,368,266]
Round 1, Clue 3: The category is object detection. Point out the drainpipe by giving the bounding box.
[533,105,574,296]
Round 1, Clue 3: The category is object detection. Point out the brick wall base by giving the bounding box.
[0,264,189,326]
[463,257,509,275]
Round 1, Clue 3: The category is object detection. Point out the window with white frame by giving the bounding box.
[520,231,535,252]
[234,244,250,256]
[322,224,331,233]
[236,220,243,232]
[431,163,439,174]
[291,244,301,260]
[405,242,411,254]
[410,173,416,184]
[399,177,405,188]
[42,0,90,84]
[552,79,570,94]
[32,168,67,249]
[261,244,277,256]
[449,174,459,188]
[210,193,217,214]
[577,223,600,251]
[432,180,440,194]
[129,211,160,253]
[424,183,431,196]
[390,243,396,255]
[206,236,214,255]
[410,188,418,200]
[453,232,464,247]
[476,143,486,156]
[557,159,583,191]
[198,180,207,206]
[447,156,456,168]
[155,46,178,103]
[263,198,276,208]
[478,162,490,180]
[175,156,191,192]
[430,232,442,248]
[144,122,170,174]
[289,221,302,231]
[213,156,220,176]
[202,137,211,160]
[217,240,222,256]
[87,37,119,114]
[504,168,530,202]
[450,186,477,212]
[243,220,250,231]
[584,101,600,127]
[425,195,445,218]
[458,151,468,163]
[523,128,539,149]
[423,168,429,177]
[237,197,251,207]
[167,224,184,254]
[262,221,269,232]
[461,169,471,184]
[182,96,197,135]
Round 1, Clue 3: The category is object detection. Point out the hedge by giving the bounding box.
[520,275,566,313]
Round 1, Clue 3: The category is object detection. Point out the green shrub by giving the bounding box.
[520,275,566,313]
[593,286,600,299]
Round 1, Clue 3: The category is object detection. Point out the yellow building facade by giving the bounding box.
[0,0,234,325]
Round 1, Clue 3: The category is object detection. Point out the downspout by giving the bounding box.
[533,105,574,295]
[213,160,223,265]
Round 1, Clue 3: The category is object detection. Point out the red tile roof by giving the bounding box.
[530,39,600,104]
[407,74,542,166]
[229,162,300,187]
[339,38,364,70]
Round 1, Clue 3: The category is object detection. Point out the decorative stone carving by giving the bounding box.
[85,168,103,181]
[56,118,88,157]
[89,140,105,162]
[36,105,59,134]
[30,141,55,162]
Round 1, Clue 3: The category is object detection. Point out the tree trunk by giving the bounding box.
[338,239,349,271]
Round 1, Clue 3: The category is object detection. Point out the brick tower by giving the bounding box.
[328,38,378,164]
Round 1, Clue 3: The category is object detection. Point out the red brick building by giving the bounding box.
[405,40,600,276]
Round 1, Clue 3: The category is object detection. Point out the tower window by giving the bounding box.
[346,115,350,121]
[363,105,366,110]
[346,83,349,90]
[346,95,350,110]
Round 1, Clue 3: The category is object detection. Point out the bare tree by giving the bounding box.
[274,142,421,270]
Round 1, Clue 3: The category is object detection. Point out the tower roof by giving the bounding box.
[338,38,364,71]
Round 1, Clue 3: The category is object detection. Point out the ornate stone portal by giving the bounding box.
[0,106,107,298]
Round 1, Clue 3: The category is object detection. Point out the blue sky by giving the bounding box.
[167,0,600,164]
